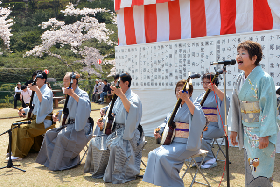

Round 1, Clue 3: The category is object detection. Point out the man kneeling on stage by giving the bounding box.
[12,71,56,160]
[36,72,93,171]
[84,72,145,184]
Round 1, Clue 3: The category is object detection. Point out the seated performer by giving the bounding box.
[194,73,230,169]
[143,79,206,187]
[94,74,120,133]
[230,40,278,186]
[84,72,145,184]
[13,70,55,160]
[36,72,93,171]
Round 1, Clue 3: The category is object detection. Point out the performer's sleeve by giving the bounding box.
[158,115,169,135]
[93,125,105,136]
[23,107,29,114]
[258,76,279,138]
[74,91,91,131]
[186,101,206,151]
[57,109,62,122]
[231,88,240,133]
[123,95,142,140]
[217,94,230,131]
[36,89,53,124]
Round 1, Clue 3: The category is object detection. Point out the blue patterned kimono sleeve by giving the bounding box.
[258,76,279,142]
[186,102,206,151]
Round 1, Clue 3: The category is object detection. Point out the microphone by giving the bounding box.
[12,121,32,126]
[190,73,201,79]
[210,59,236,66]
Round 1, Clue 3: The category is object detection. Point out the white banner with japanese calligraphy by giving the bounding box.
[115,29,280,151]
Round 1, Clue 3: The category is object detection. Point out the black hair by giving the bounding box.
[32,71,38,78]
[114,74,120,80]
[120,72,132,87]
[35,70,47,83]
[104,79,108,83]
[21,85,27,90]
[202,73,219,86]
[237,40,262,66]
[175,79,193,97]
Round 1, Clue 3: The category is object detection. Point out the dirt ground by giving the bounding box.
[0,108,279,187]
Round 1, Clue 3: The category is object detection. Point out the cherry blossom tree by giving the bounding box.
[0,1,13,55]
[25,3,116,77]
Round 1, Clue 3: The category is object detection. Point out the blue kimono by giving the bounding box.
[195,91,230,162]
[36,86,93,171]
[142,98,206,187]
[231,66,279,186]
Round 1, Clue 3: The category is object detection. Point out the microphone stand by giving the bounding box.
[222,65,230,187]
[0,122,29,172]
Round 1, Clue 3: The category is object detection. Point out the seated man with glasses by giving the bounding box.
[194,73,230,169]
[84,72,145,184]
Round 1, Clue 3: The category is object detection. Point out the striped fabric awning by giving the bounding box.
[115,0,174,11]
[117,0,280,46]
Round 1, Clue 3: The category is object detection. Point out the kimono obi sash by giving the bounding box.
[240,101,260,123]
[175,122,189,138]
[202,107,218,122]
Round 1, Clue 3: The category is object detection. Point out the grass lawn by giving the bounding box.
[0,108,279,186]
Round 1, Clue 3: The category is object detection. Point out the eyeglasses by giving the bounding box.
[201,82,211,85]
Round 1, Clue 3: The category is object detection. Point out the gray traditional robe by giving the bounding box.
[143,98,206,187]
[23,84,53,128]
[195,91,230,162]
[36,86,93,171]
[11,84,54,158]
[84,88,145,184]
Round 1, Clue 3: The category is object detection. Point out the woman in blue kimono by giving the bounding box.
[230,40,279,186]
[143,79,206,187]
[194,73,230,169]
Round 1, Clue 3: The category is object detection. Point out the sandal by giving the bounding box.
[201,161,217,169]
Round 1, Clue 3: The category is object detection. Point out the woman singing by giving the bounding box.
[230,40,278,186]
[143,79,206,187]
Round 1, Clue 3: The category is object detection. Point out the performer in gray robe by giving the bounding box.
[194,73,230,168]
[84,73,145,184]
[14,71,55,159]
[36,72,93,171]
[143,79,206,187]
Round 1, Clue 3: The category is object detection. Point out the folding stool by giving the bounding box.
[208,136,231,163]
[181,149,211,187]
[140,141,148,169]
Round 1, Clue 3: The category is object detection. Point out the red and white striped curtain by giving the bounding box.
[116,0,280,46]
